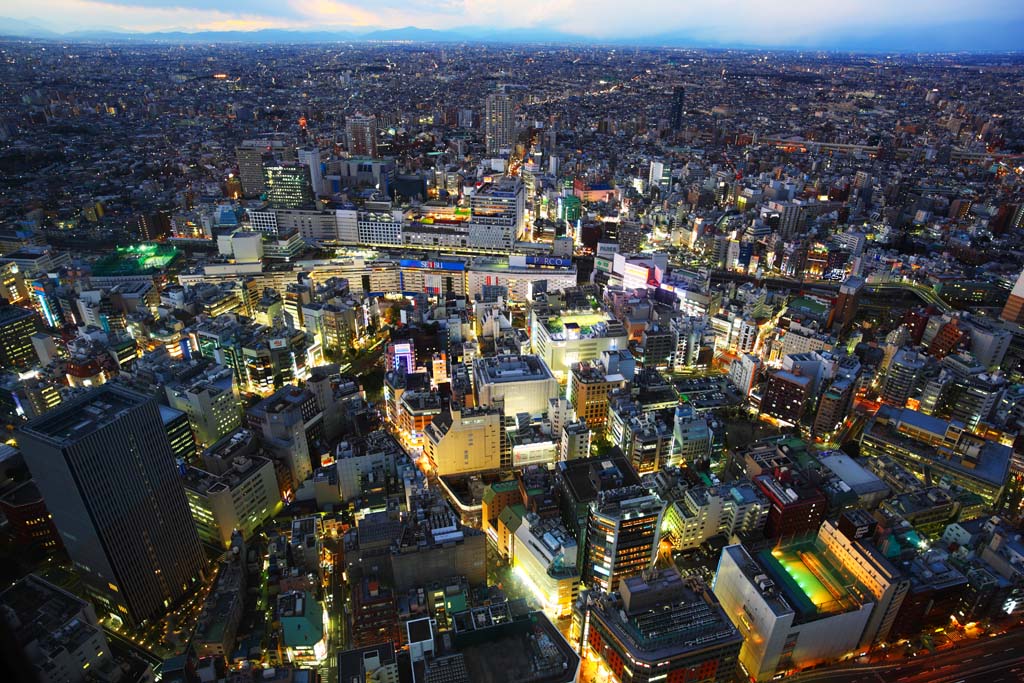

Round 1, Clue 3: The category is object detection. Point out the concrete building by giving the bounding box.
[576,567,742,683]
[860,405,1012,504]
[247,386,323,491]
[999,266,1024,324]
[729,352,762,395]
[530,302,629,378]
[165,368,241,449]
[424,405,507,476]
[815,452,890,510]
[338,642,399,683]
[512,513,581,620]
[0,303,39,370]
[714,542,875,681]
[817,518,908,647]
[583,485,665,592]
[882,348,926,407]
[568,359,628,431]
[16,385,207,625]
[560,420,592,462]
[185,430,281,548]
[473,354,559,418]
[760,369,812,424]
[484,92,514,155]
[194,542,246,658]
[0,574,114,683]
[662,481,768,550]
[335,431,401,501]
[346,114,378,158]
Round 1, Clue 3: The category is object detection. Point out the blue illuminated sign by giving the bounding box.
[398,259,465,271]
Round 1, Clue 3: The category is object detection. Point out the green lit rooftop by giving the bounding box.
[92,243,180,276]
[758,543,867,618]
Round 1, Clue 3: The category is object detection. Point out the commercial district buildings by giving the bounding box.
[3,41,1024,683]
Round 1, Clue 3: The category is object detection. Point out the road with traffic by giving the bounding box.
[790,628,1024,683]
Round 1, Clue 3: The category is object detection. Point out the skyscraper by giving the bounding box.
[484,92,514,155]
[670,85,686,130]
[16,385,207,625]
[346,114,378,158]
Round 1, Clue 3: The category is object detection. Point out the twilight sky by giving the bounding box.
[2,0,1024,48]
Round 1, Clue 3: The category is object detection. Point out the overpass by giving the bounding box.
[706,270,951,312]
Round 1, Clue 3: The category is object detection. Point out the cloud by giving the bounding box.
[2,0,1022,46]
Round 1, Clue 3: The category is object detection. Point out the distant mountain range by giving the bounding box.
[2,18,1024,52]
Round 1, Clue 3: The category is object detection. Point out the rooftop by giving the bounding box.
[475,355,554,383]
[20,384,147,444]
[590,568,742,662]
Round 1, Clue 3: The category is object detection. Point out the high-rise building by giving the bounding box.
[881,348,926,407]
[16,386,207,625]
[165,371,242,449]
[560,420,592,461]
[833,275,864,332]
[263,164,315,210]
[813,376,854,437]
[760,369,812,424]
[568,360,628,430]
[185,430,281,548]
[670,85,686,130]
[576,567,742,683]
[754,472,826,538]
[729,352,762,395]
[346,114,378,158]
[484,92,514,155]
[235,143,271,198]
[582,485,665,592]
[0,303,39,370]
[247,386,322,491]
[235,139,296,198]
[297,147,324,197]
[161,404,196,466]
[1000,267,1024,324]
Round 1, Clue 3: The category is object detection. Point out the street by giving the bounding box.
[790,628,1024,683]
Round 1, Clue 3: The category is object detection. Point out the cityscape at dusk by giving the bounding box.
[1,7,1024,683]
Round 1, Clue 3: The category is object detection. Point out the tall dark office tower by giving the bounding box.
[17,386,207,626]
[264,164,315,210]
[670,85,685,131]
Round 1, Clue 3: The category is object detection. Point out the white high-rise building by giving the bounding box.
[297,148,324,198]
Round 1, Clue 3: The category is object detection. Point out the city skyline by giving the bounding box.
[3,1,1024,51]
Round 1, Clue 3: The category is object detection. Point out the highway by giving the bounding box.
[790,629,1024,683]
[707,269,953,313]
